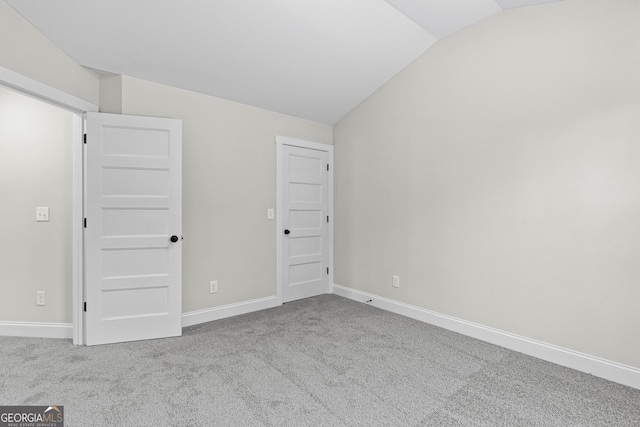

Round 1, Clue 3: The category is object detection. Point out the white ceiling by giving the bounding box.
[6,0,562,124]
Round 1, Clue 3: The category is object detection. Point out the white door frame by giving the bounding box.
[275,136,334,305]
[0,66,98,345]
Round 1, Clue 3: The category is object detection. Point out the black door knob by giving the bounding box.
[170,235,179,242]
[284,229,290,235]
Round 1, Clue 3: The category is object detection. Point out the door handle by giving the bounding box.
[170,235,179,243]
[284,229,290,235]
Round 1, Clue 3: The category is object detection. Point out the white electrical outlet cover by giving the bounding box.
[392,275,400,288]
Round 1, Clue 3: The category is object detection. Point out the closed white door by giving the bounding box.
[281,143,330,302]
[85,112,182,346]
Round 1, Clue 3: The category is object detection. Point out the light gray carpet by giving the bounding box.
[1,294,639,426]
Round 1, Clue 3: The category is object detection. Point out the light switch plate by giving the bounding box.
[36,207,50,222]
[267,208,275,220]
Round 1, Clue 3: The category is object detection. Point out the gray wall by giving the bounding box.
[334,0,640,369]
[0,85,74,323]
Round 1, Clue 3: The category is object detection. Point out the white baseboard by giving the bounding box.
[1,297,280,341]
[0,321,73,339]
[182,296,280,328]
[332,284,640,390]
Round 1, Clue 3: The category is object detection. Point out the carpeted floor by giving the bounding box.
[1,294,639,426]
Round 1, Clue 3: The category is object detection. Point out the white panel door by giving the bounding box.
[282,144,329,302]
[85,112,182,346]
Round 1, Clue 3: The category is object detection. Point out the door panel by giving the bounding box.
[101,208,170,237]
[85,112,182,345]
[282,144,329,302]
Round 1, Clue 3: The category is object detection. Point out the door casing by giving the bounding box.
[275,136,334,305]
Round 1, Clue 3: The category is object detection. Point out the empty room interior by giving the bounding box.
[1,0,640,425]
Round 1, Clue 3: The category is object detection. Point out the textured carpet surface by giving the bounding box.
[1,294,639,426]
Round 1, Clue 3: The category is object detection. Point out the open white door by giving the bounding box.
[277,137,332,303]
[85,112,182,345]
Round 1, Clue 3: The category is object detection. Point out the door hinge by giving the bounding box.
[83,302,87,312]
[83,134,87,144]
[327,164,329,171]
[83,218,87,228]
[327,267,329,275]
[327,216,329,223]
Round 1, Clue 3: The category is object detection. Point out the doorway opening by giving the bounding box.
[0,66,97,345]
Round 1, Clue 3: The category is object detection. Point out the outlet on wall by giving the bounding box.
[36,291,45,306]
[209,280,218,294]
[392,275,400,289]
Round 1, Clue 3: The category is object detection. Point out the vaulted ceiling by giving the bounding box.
[6,0,562,124]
